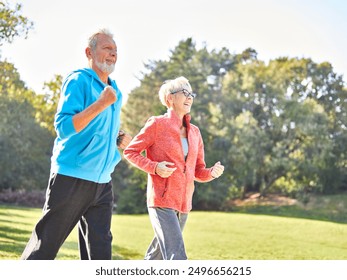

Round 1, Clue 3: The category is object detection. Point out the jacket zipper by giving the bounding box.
[99,101,115,181]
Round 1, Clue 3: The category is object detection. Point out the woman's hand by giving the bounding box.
[155,161,177,178]
[211,161,224,178]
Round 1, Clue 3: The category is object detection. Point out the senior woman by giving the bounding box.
[123,76,224,260]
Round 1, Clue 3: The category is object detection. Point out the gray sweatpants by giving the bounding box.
[145,207,188,260]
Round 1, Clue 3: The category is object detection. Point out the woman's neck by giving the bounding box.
[171,110,185,124]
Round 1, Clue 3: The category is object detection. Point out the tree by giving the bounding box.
[0,60,54,191]
[222,56,346,198]
[33,74,62,135]
[0,95,53,190]
[0,5,53,191]
[0,0,33,45]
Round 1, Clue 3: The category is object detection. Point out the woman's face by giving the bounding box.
[169,88,195,116]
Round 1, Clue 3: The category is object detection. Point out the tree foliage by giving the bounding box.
[32,74,62,135]
[0,2,53,191]
[0,61,53,191]
[0,1,33,45]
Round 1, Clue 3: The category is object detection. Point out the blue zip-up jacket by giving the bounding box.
[50,68,123,183]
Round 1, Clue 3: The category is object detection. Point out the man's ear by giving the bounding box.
[85,47,92,58]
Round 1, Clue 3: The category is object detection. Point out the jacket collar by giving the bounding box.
[167,109,191,128]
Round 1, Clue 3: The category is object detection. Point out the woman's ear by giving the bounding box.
[166,93,173,107]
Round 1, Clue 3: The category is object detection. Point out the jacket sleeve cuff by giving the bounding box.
[149,161,158,175]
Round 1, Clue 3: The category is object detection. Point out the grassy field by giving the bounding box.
[1,196,347,260]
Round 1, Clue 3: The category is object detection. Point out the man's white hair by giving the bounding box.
[88,28,114,50]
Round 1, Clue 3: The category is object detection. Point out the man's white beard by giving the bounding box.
[96,61,115,74]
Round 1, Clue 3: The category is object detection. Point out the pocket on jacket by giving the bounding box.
[161,186,168,197]
[150,175,169,198]
[76,134,105,170]
[158,178,168,197]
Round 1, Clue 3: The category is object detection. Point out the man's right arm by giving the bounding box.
[72,86,117,133]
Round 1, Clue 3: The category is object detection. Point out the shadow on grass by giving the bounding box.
[0,225,32,242]
[112,245,144,260]
[0,205,144,260]
[0,230,143,260]
[0,241,24,257]
[57,242,143,260]
[0,218,36,227]
[0,225,31,258]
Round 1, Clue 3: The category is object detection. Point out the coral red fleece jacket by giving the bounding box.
[123,109,214,213]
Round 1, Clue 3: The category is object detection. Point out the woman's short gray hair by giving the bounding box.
[159,76,192,108]
[88,28,114,50]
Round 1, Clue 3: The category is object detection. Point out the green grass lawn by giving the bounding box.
[1,203,347,260]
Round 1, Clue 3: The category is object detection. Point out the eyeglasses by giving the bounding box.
[171,88,197,99]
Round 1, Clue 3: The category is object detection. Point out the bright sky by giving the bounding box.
[2,0,347,100]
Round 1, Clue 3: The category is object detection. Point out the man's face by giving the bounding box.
[89,34,117,75]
